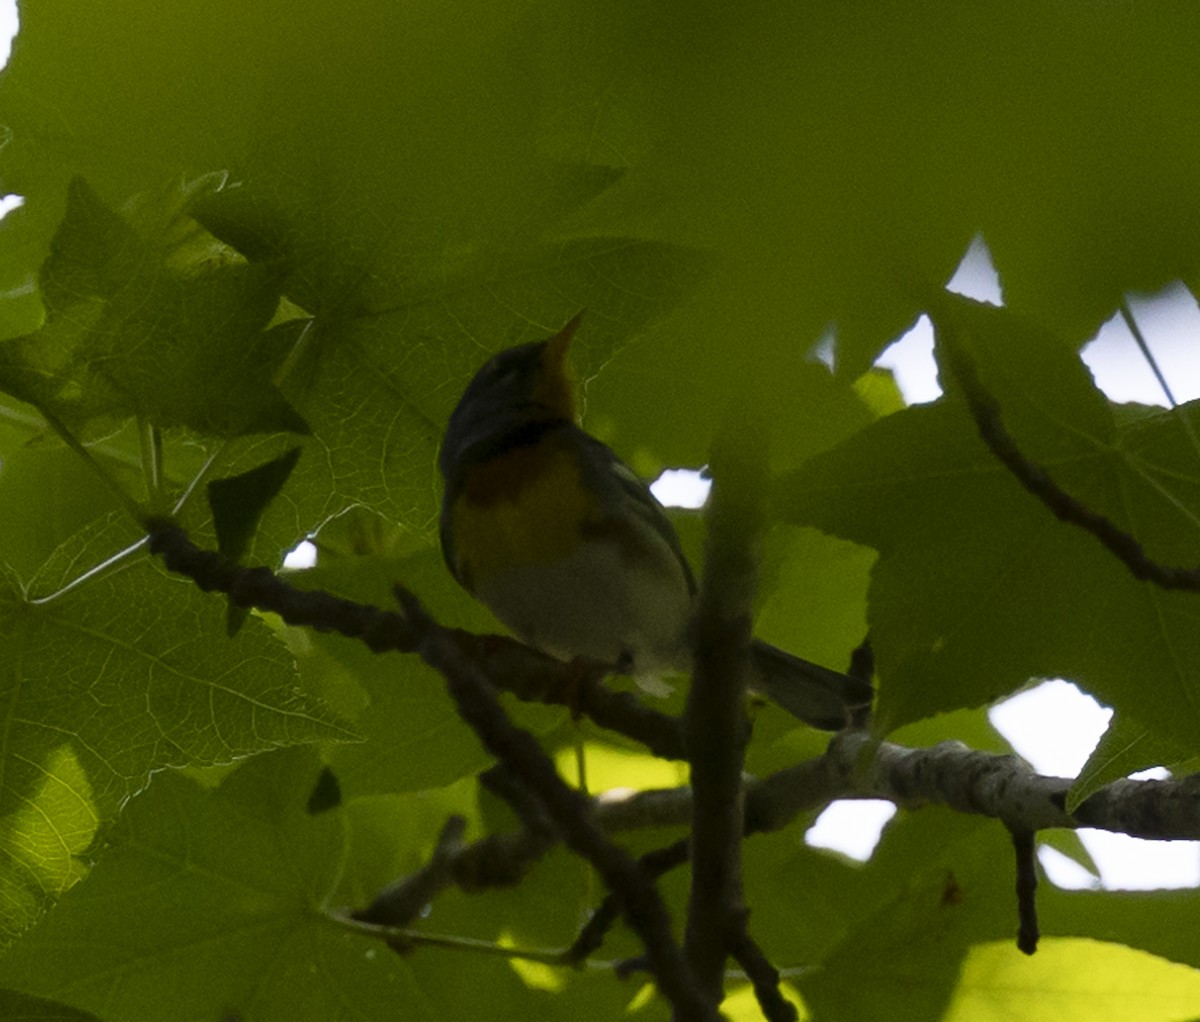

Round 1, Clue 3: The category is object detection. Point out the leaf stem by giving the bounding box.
[1120,299,1200,460]
[328,912,591,969]
[273,316,315,388]
[38,406,147,526]
[137,417,164,511]
[1119,300,1177,407]
[171,442,227,516]
[28,537,148,606]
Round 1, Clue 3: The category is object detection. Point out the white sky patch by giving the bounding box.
[650,467,710,509]
[874,316,939,404]
[1080,830,1200,891]
[805,799,897,862]
[990,680,1200,891]
[873,235,1003,406]
[989,679,1112,778]
[283,540,318,569]
[1081,281,1200,406]
[946,234,1004,306]
[0,0,16,71]
[1036,845,1100,891]
[811,328,836,370]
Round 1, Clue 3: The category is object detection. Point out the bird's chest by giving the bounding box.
[450,444,595,583]
[448,446,692,673]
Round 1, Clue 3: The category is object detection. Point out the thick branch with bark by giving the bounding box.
[148,520,686,759]
[344,732,1200,966]
[151,521,714,1020]
[149,519,1200,993]
[827,733,1200,839]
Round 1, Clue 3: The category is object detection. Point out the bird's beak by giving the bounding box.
[537,312,584,420]
[545,311,584,373]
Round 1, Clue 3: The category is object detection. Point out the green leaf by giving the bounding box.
[1068,713,1195,813]
[208,446,303,563]
[930,291,1115,451]
[39,176,143,312]
[0,749,393,1022]
[796,809,1014,1019]
[0,177,307,438]
[0,443,126,582]
[1042,880,1200,970]
[942,938,1200,1022]
[776,301,1200,750]
[289,546,563,797]
[0,988,106,1021]
[0,516,352,946]
[755,803,1200,1021]
[0,749,617,1022]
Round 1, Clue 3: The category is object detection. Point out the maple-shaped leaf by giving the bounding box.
[777,297,1200,754]
[0,515,352,948]
[0,177,308,438]
[0,748,582,1022]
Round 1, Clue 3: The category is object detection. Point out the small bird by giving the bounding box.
[438,315,872,729]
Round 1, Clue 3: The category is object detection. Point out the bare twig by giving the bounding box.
[147,520,685,758]
[396,590,716,1022]
[1009,827,1039,955]
[353,816,468,931]
[730,931,798,1022]
[567,839,691,965]
[683,424,763,1001]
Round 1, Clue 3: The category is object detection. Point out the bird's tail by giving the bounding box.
[749,640,873,730]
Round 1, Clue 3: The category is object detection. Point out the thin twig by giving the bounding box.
[566,839,691,965]
[730,932,798,1022]
[28,536,148,606]
[334,914,600,968]
[1009,826,1039,955]
[398,591,717,1021]
[137,417,164,511]
[1120,300,1200,460]
[683,423,762,1002]
[171,443,227,516]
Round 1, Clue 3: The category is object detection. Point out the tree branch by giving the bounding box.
[1010,827,1040,955]
[146,520,685,759]
[827,732,1200,839]
[149,520,712,1018]
[148,520,1200,989]
[397,591,716,1021]
[683,425,763,1002]
[353,737,1200,923]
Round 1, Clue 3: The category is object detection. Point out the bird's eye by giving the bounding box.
[489,364,520,388]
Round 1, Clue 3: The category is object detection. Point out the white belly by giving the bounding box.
[474,534,694,680]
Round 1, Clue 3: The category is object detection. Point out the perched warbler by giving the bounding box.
[438,316,872,729]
